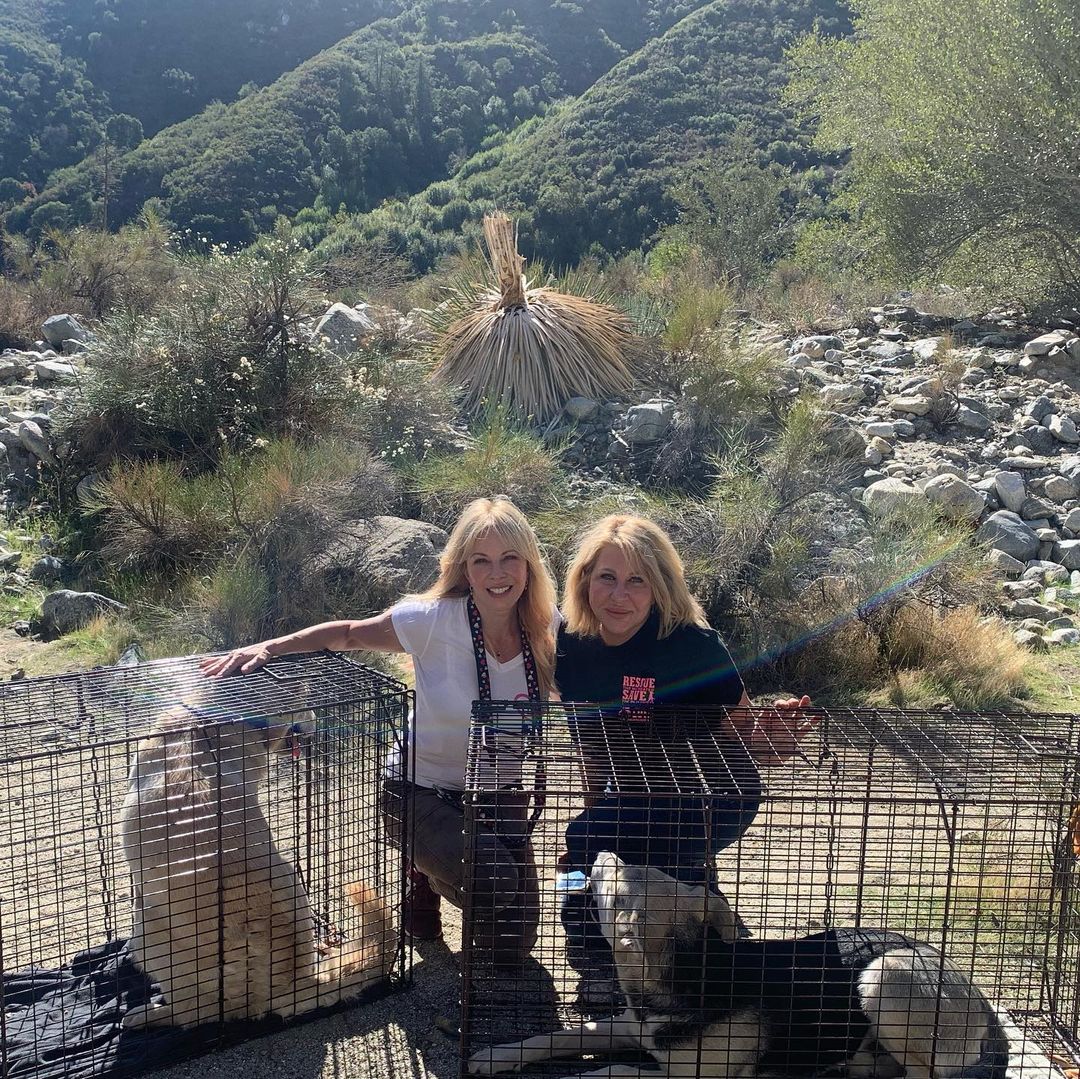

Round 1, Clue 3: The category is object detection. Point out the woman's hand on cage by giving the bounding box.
[749,696,815,765]
[200,642,277,677]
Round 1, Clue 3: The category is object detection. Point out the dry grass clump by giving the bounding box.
[432,213,635,421]
[876,605,1027,710]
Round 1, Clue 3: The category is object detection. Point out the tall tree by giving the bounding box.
[787,0,1080,299]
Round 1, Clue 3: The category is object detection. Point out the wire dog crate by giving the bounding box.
[461,703,1080,1079]
[0,652,412,1079]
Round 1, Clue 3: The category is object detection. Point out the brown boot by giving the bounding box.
[404,865,443,941]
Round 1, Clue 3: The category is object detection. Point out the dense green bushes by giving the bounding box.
[319,0,849,272]
[787,0,1080,306]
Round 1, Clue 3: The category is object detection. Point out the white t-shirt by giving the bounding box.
[388,596,538,790]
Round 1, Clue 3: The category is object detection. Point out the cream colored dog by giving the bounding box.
[120,702,392,1028]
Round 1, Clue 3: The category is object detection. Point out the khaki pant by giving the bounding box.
[381,779,539,965]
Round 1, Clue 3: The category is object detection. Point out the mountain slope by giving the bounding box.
[2,1,708,241]
[39,0,406,137]
[317,0,850,270]
[0,0,109,188]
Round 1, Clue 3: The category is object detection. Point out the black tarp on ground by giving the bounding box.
[1,940,288,1079]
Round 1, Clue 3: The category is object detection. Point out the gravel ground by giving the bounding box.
[146,936,466,1079]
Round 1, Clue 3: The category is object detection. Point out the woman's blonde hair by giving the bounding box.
[419,497,558,696]
[562,514,707,640]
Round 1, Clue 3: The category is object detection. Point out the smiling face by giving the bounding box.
[588,543,655,646]
[464,530,529,616]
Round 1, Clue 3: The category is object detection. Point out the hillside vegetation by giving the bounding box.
[0,0,110,189]
[2,0,710,245]
[318,0,849,270]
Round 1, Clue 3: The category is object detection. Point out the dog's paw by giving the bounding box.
[467,1044,530,1075]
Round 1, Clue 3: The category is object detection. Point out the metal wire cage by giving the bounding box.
[0,652,412,1079]
[460,703,1080,1079]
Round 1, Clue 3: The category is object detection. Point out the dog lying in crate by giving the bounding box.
[469,852,1008,1079]
[119,700,393,1029]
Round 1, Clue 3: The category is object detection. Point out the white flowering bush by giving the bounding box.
[347,344,458,467]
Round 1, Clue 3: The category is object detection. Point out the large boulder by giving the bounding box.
[41,314,88,349]
[623,400,675,445]
[923,474,985,522]
[38,589,127,637]
[975,511,1041,561]
[311,516,448,612]
[314,302,378,355]
[862,478,926,518]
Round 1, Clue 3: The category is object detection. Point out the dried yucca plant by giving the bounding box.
[431,213,635,421]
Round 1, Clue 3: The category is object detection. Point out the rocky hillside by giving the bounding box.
[3,301,1080,657]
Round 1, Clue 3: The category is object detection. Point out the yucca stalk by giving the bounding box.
[432,213,635,421]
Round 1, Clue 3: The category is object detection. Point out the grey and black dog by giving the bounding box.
[470,851,1008,1079]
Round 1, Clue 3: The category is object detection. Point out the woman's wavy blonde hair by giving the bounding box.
[562,514,707,640]
[418,497,558,697]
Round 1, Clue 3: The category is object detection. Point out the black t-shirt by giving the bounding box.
[555,609,745,712]
[555,610,755,796]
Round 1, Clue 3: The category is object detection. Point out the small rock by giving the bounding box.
[1013,629,1046,651]
[1011,598,1057,621]
[38,589,127,637]
[890,395,932,416]
[820,383,866,410]
[956,407,992,432]
[1024,332,1068,357]
[994,472,1026,513]
[1022,561,1070,585]
[33,359,79,384]
[1045,475,1080,502]
[41,314,88,348]
[1055,539,1080,571]
[999,456,1051,470]
[29,555,63,584]
[986,549,1024,578]
[1048,627,1080,646]
[17,420,54,463]
[314,302,378,355]
[1047,414,1080,444]
[624,400,675,445]
[564,397,599,421]
[865,422,896,439]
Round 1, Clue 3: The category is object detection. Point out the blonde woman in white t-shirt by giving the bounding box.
[202,497,559,968]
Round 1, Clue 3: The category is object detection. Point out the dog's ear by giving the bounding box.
[704,890,740,943]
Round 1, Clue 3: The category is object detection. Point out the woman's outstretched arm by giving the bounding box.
[200,611,404,676]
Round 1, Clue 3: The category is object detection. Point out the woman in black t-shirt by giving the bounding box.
[556,514,813,959]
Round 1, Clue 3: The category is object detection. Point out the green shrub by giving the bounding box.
[412,407,566,527]
[60,226,361,469]
[662,280,735,352]
[85,436,397,580]
[85,458,232,574]
[646,326,785,492]
[349,346,459,468]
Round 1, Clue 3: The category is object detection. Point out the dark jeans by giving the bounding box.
[561,791,761,957]
[382,779,540,965]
